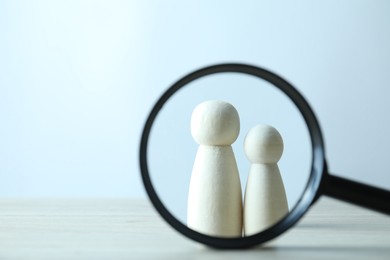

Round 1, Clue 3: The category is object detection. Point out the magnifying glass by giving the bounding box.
[139,63,390,248]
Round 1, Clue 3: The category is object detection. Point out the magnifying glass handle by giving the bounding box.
[323,174,390,215]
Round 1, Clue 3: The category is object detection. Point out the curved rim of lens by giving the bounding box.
[139,63,325,248]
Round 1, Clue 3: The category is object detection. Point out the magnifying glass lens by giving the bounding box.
[147,72,312,239]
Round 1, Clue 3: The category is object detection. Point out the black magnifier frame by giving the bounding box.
[139,63,390,249]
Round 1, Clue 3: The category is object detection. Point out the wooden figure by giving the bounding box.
[187,100,243,237]
[243,124,288,236]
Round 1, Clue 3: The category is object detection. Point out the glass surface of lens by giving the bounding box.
[140,64,326,248]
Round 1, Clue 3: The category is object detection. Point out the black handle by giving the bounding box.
[323,174,390,215]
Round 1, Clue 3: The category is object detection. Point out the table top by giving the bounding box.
[0,197,389,260]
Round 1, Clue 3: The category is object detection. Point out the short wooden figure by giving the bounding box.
[243,124,289,236]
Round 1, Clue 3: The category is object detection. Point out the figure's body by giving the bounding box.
[187,100,243,238]
[243,124,288,236]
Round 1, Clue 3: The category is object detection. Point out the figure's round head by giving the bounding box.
[244,124,284,164]
[191,100,240,145]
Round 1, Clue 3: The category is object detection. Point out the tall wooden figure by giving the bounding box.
[187,100,243,238]
[243,124,288,236]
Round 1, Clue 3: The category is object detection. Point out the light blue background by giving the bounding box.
[1,0,390,208]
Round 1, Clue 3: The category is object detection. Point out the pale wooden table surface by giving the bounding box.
[0,197,389,260]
